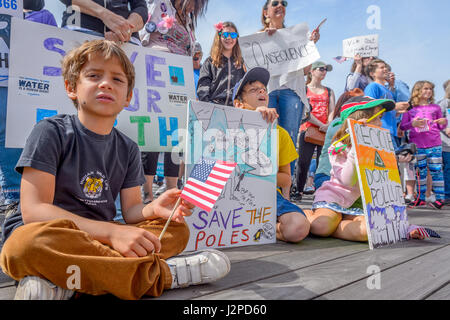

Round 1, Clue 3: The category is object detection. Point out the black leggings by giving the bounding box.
[295,131,322,193]
[141,152,180,178]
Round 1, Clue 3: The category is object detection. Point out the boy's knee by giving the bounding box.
[279,213,310,243]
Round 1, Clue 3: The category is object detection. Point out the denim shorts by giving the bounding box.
[312,201,364,216]
[277,190,305,217]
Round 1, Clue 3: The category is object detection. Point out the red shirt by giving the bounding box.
[301,87,329,131]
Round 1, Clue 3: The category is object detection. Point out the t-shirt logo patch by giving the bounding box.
[80,171,108,199]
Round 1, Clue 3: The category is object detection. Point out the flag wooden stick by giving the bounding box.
[332,109,386,146]
[159,197,182,241]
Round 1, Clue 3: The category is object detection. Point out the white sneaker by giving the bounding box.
[155,183,167,196]
[166,249,231,289]
[14,276,74,300]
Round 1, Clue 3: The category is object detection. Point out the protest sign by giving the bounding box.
[183,101,277,251]
[5,17,195,151]
[238,22,320,77]
[0,0,23,19]
[0,14,10,87]
[342,34,379,58]
[348,119,409,250]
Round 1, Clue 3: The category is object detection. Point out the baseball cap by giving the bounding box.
[311,61,333,71]
[232,67,270,102]
[193,42,202,53]
[333,96,395,127]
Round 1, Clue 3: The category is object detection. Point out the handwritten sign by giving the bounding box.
[238,22,320,77]
[183,101,277,251]
[0,0,23,19]
[5,17,195,151]
[342,34,379,58]
[348,119,409,250]
[0,14,10,87]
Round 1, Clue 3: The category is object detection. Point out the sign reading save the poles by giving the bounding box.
[0,0,23,18]
[348,119,409,250]
[238,22,320,77]
[342,34,379,58]
[6,17,195,151]
[183,101,277,251]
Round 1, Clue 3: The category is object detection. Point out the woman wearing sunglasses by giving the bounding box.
[197,21,245,106]
[292,61,336,201]
[260,0,320,178]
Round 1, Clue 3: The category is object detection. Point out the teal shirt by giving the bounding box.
[315,118,341,177]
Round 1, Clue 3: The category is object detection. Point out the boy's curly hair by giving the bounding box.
[62,40,135,109]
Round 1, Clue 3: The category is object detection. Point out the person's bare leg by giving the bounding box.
[331,215,368,242]
[276,212,310,242]
[144,175,154,203]
[304,208,342,237]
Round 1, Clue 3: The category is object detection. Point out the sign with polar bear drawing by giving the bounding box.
[183,100,277,251]
[348,119,409,250]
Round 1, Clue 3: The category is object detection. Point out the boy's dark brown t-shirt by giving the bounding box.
[2,114,145,241]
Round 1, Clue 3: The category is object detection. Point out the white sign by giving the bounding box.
[6,18,195,151]
[184,101,277,251]
[238,22,320,77]
[343,34,379,58]
[0,0,23,19]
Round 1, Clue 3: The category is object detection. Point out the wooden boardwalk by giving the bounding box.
[1,195,449,300]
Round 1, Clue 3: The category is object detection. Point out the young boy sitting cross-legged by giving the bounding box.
[232,67,311,243]
[0,40,230,300]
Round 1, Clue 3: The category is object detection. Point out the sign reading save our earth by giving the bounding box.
[6,17,195,152]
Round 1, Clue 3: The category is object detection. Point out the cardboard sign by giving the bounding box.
[6,17,195,151]
[348,119,409,250]
[342,34,379,58]
[183,101,277,251]
[238,22,320,77]
[0,14,10,87]
[0,0,23,19]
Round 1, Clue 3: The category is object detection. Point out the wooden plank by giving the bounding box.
[153,237,369,300]
[319,244,450,300]
[425,283,450,300]
[197,240,447,300]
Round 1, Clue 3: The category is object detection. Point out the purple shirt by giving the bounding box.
[400,104,447,149]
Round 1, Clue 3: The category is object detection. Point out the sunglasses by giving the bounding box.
[219,32,239,39]
[271,0,288,7]
[316,67,328,72]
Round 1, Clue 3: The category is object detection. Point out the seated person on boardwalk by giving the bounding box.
[305,96,425,242]
[0,40,230,300]
[232,67,310,243]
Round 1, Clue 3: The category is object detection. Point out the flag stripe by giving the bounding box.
[210,169,231,178]
[209,172,228,181]
[185,180,221,197]
[213,166,234,175]
[180,193,212,212]
[189,177,222,193]
[180,190,214,210]
[183,184,219,202]
[206,177,226,187]
[215,162,236,171]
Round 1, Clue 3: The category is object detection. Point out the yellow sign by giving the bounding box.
[348,119,409,250]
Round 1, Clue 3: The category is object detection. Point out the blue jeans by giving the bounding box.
[0,87,22,203]
[314,173,330,190]
[442,151,450,200]
[268,89,304,175]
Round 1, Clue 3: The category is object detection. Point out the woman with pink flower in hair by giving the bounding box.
[197,21,246,106]
[139,0,209,204]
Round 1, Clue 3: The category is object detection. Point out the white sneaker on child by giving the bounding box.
[166,249,231,289]
[14,276,74,300]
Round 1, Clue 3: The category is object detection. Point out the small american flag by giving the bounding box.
[180,158,237,212]
[408,225,441,239]
[333,56,348,64]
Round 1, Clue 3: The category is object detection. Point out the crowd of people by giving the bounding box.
[0,0,448,300]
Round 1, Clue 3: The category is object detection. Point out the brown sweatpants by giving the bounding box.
[0,218,190,300]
